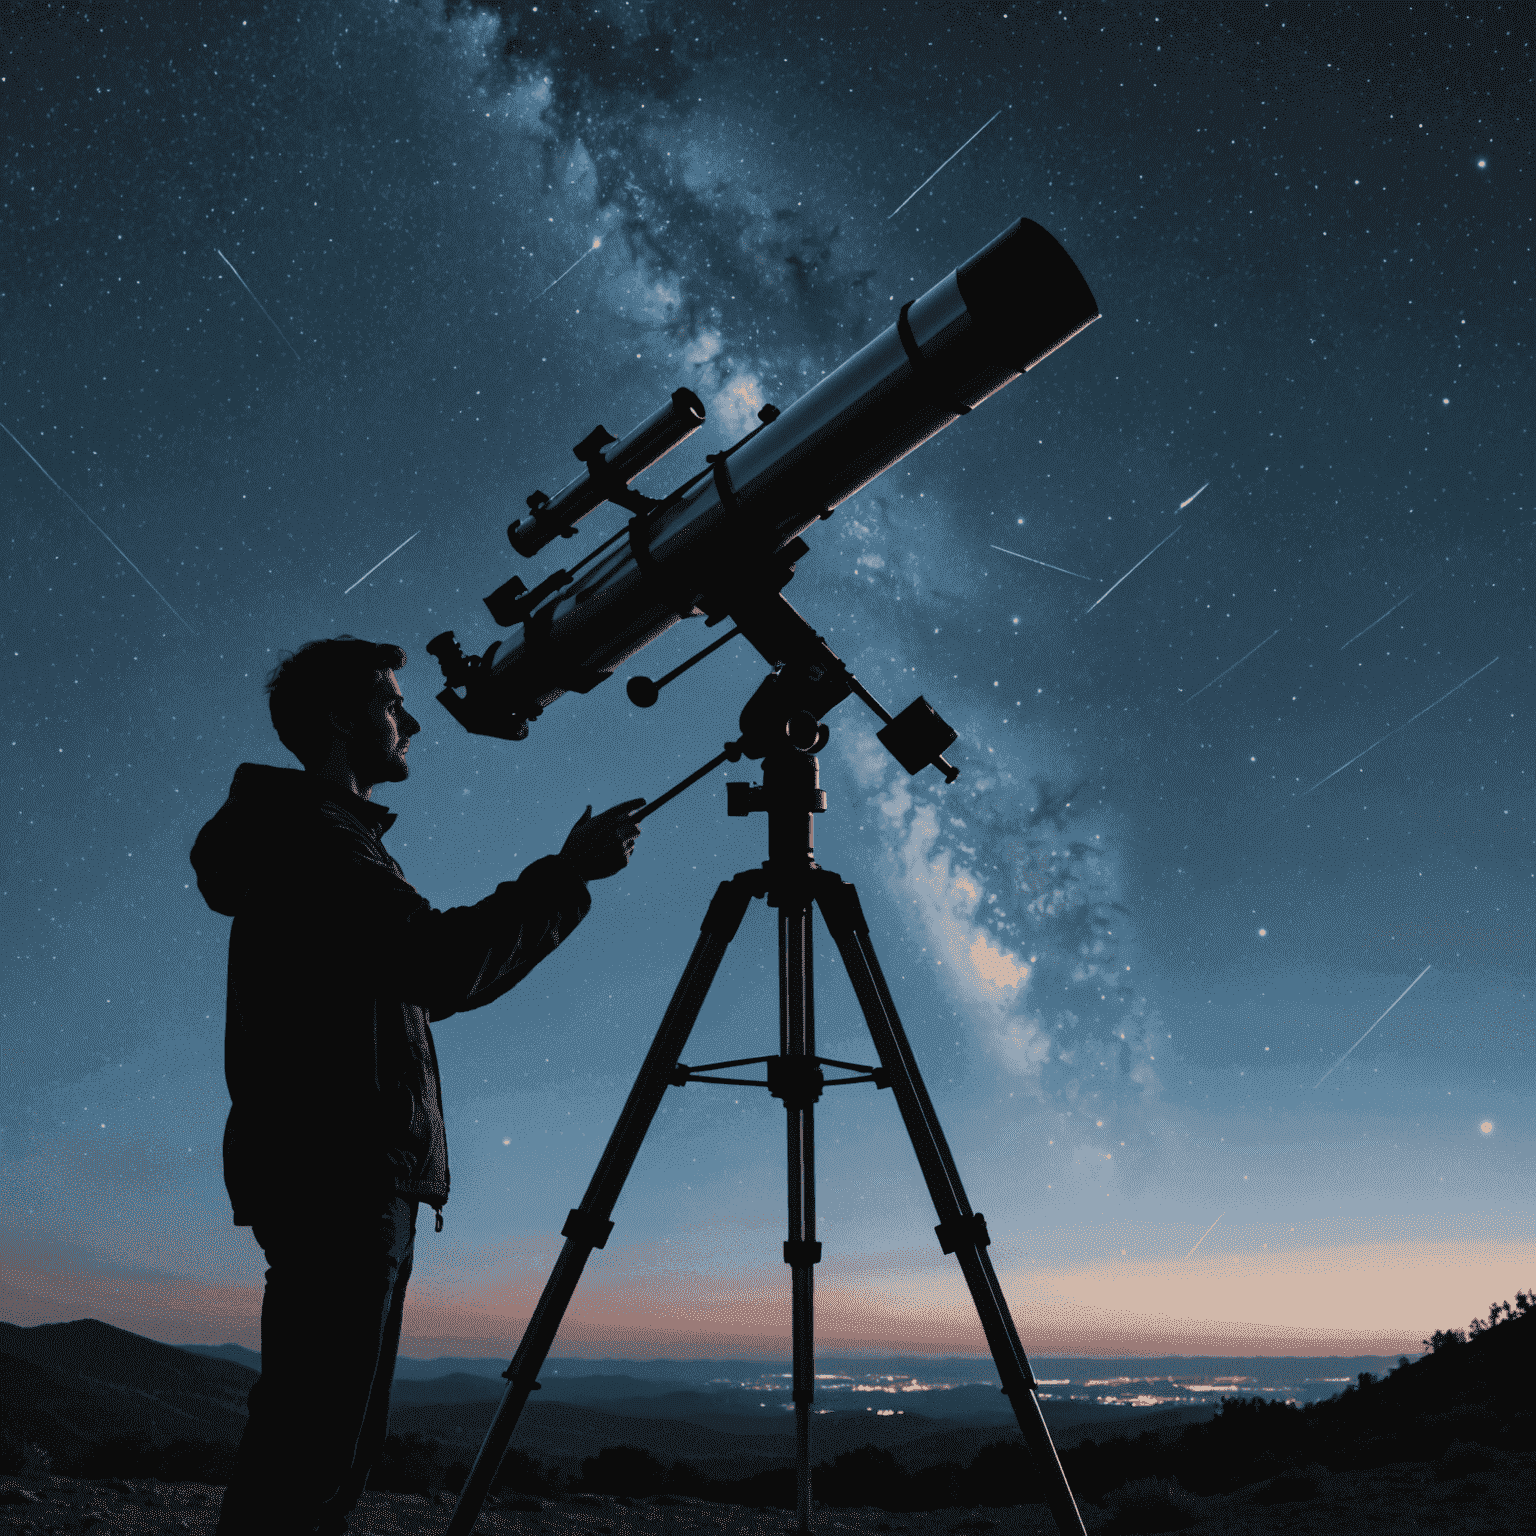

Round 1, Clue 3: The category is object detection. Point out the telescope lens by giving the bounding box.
[955,218,1100,373]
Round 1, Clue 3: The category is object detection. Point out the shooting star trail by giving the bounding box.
[887,110,1004,221]
[1185,1213,1225,1260]
[216,249,303,363]
[1084,524,1182,614]
[533,238,602,302]
[1179,481,1210,510]
[989,544,1096,581]
[1315,965,1432,1089]
[1298,656,1500,798]
[344,530,420,594]
[1340,573,1439,650]
[1,418,196,635]
[1183,628,1282,704]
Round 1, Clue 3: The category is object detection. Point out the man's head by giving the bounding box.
[264,636,420,798]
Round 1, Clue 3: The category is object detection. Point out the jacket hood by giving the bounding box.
[191,762,396,916]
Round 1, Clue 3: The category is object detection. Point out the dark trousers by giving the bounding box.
[216,1197,417,1536]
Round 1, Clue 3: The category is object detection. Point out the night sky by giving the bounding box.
[3,1,1530,1359]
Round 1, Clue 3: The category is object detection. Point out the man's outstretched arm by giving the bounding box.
[313,797,644,1019]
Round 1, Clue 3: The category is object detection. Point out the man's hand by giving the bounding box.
[560,798,646,882]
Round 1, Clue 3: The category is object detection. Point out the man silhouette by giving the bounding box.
[191,636,642,1536]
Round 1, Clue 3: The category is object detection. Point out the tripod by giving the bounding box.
[444,734,1088,1536]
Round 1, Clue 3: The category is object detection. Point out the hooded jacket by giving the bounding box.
[190,763,591,1227]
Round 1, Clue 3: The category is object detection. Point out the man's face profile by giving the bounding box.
[334,668,420,791]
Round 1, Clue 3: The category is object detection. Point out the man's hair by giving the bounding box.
[264,636,407,768]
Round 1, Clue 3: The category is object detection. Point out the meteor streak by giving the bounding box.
[887,110,1004,221]
[1340,573,1438,650]
[1084,524,1182,614]
[1184,1213,1225,1260]
[1179,481,1210,510]
[989,543,1096,581]
[0,418,196,635]
[533,238,602,302]
[1183,628,1281,703]
[1298,656,1499,797]
[216,249,302,363]
[1315,965,1432,1088]
[344,530,420,594]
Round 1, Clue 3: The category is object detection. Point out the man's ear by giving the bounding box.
[326,709,356,742]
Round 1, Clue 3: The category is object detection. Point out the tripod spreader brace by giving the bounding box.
[669,1053,891,1097]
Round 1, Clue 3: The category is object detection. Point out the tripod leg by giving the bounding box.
[813,873,1088,1536]
[779,888,821,1536]
[444,873,763,1536]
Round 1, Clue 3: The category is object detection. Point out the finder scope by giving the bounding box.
[509,386,706,558]
[430,216,1099,745]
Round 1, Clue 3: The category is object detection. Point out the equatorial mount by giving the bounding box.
[622,588,959,828]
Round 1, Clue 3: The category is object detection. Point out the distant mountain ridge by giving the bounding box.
[3,1319,1442,1493]
[180,1342,1407,1393]
[0,1320,254,1462]
[11,1313,1523,1503]
[2,1319,1213,1481]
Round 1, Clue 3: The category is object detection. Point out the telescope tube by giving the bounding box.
[448,217,1098,739]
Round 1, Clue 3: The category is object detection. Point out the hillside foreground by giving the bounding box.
[3,1450,1534,1536]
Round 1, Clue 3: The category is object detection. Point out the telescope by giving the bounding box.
[435,216,1105,1536]
[428,215,1099,778]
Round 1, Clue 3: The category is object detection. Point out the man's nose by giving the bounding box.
[405,713,421,736]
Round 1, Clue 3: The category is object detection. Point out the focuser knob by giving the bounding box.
[626,675,661,709]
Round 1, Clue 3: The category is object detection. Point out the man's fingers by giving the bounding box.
[596,799,646,826]
[599,798,646,818]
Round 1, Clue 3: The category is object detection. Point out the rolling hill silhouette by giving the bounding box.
[3,1299,1528,1507]
[0,1319,253,1463]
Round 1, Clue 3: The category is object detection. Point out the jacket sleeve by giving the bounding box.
[305,810,593,1021]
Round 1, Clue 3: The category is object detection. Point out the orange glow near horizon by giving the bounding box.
[4,1233,1530,1360]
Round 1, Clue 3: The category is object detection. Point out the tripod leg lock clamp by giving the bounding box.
[783,1239,823,1266]
[562,1208,616,1250]
[997,1373,1038,1397]
[934,1211,991,1255]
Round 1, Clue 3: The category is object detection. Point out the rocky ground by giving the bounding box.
[2,1454,1533,1536]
